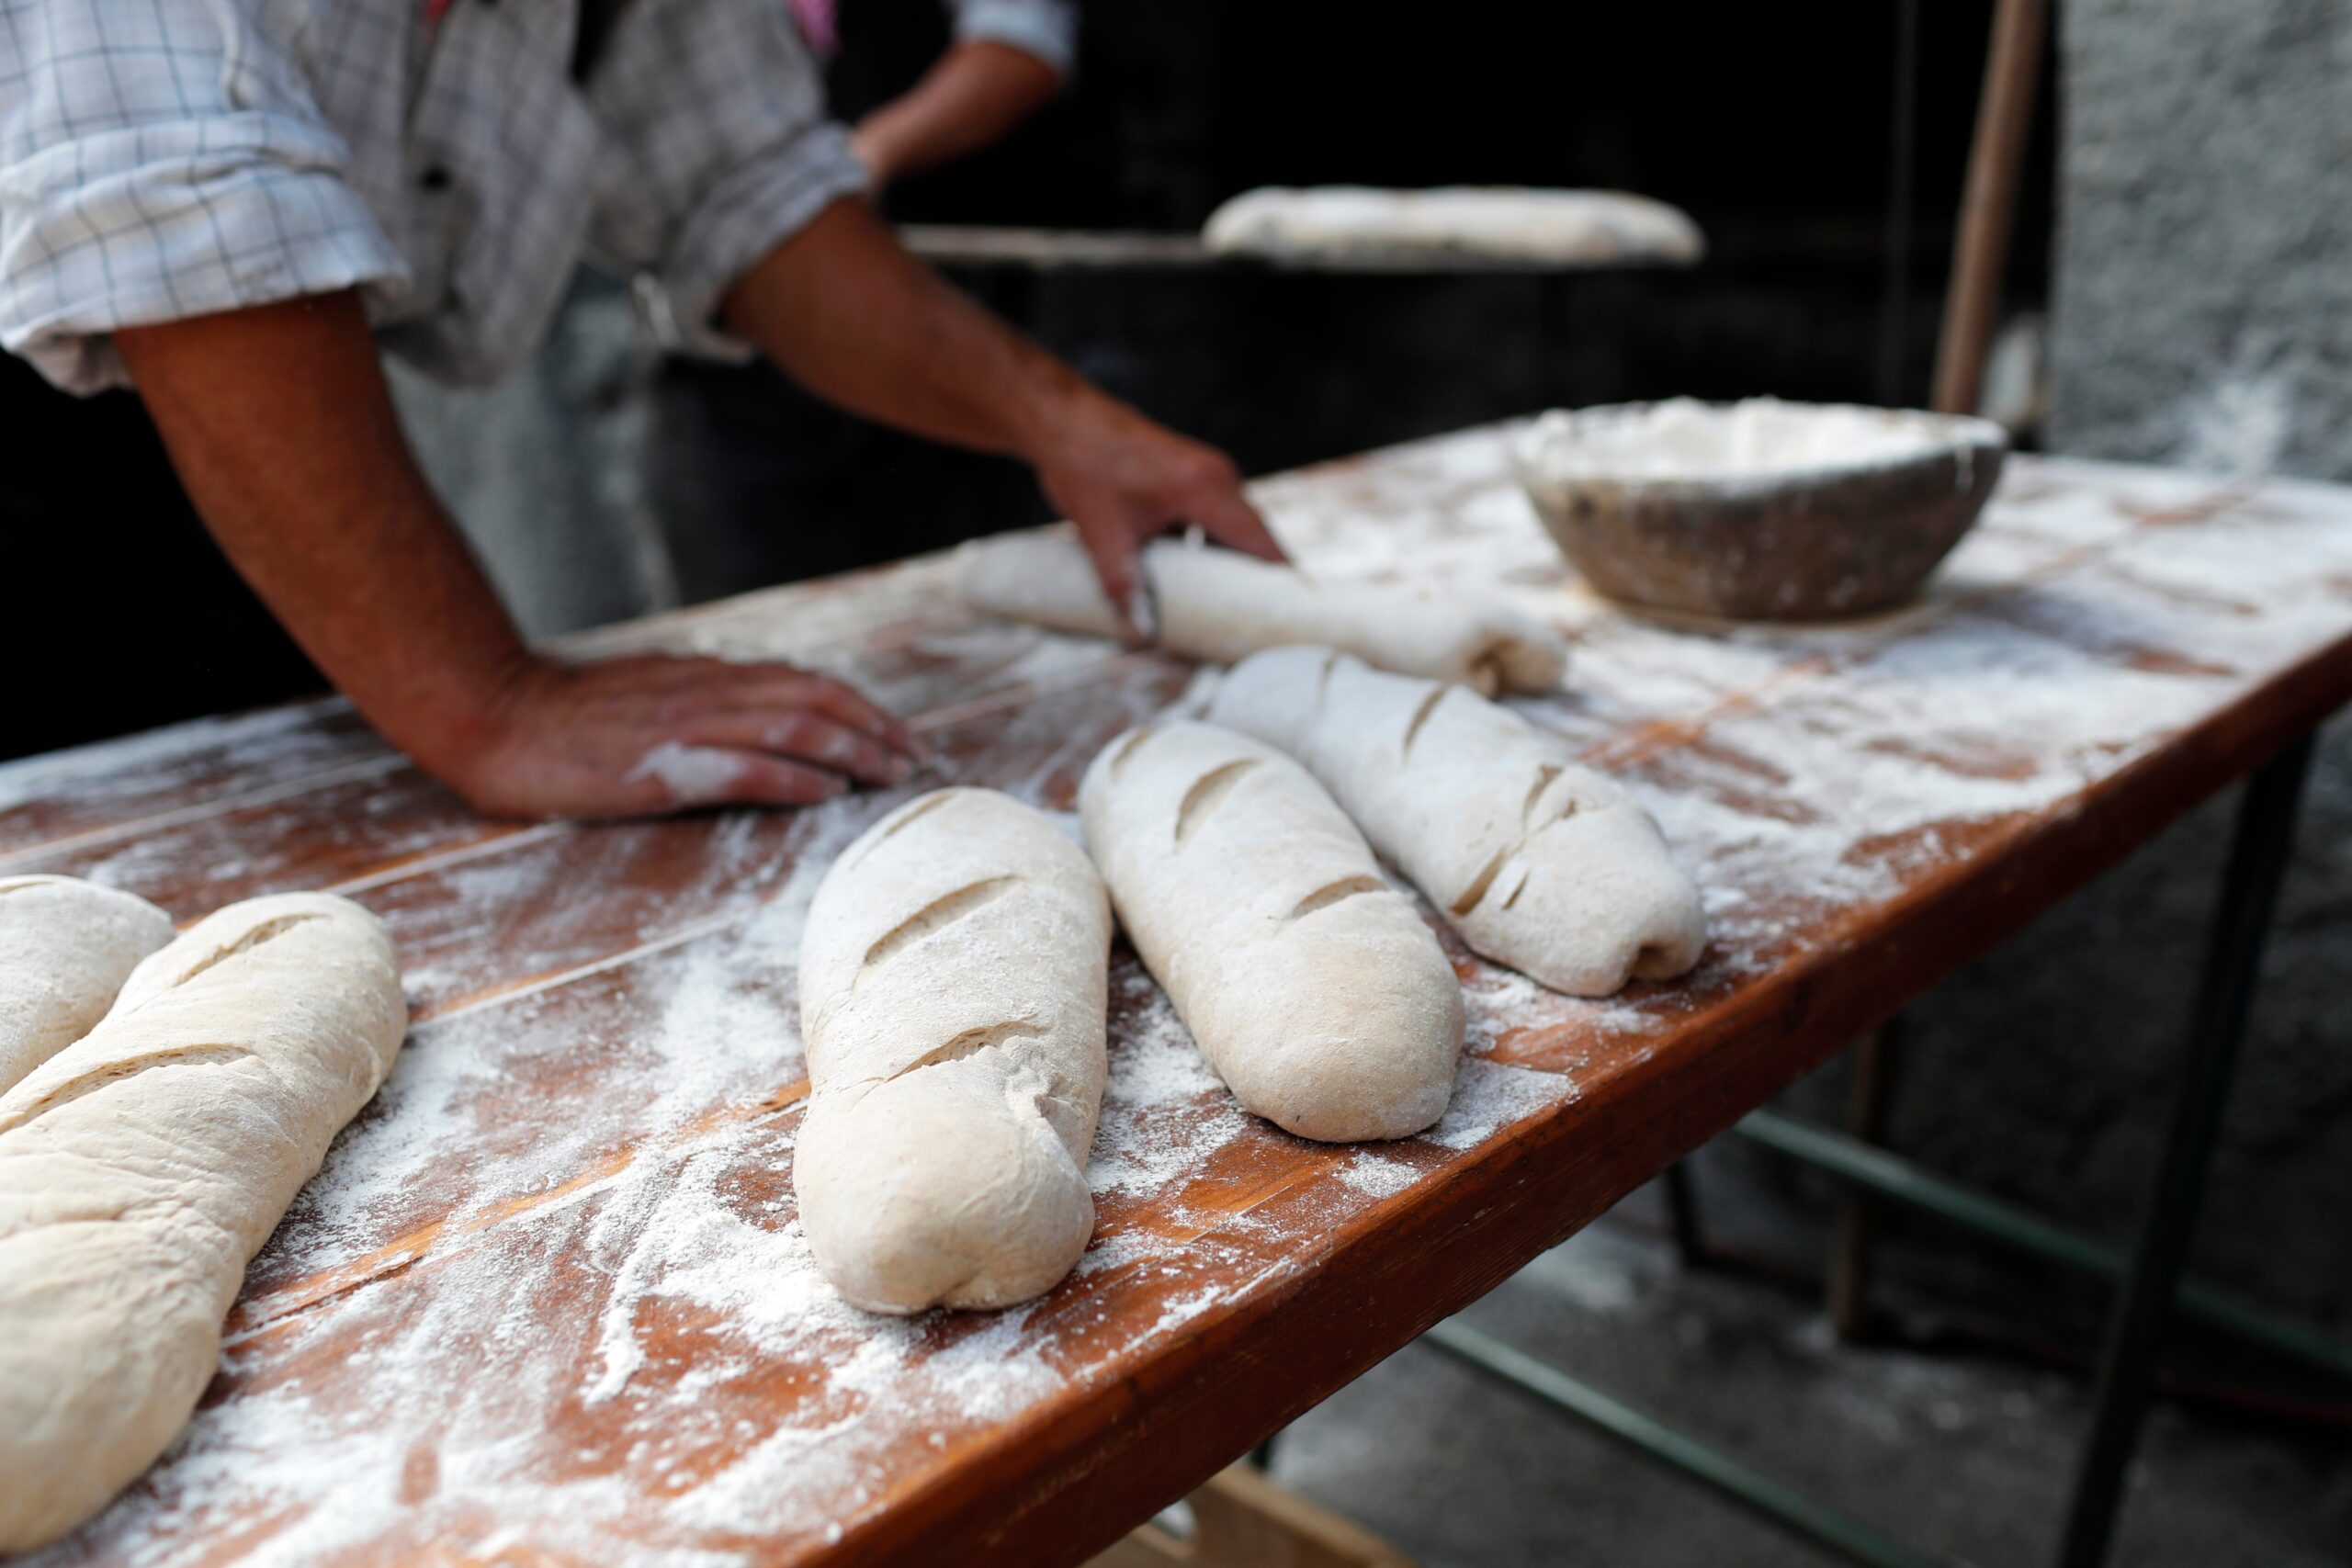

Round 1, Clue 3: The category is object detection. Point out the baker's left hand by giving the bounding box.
[1028,392,1286,637]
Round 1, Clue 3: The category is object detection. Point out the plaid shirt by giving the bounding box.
[0,0,1069,396]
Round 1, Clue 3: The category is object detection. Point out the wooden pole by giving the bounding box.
[1930,0,2050,415]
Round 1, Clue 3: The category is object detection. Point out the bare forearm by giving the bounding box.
[721,197,1084,460]
[851,40,1061,187]
[722,200,1283,623]
[116,292,920,819]
[116,293,526,780]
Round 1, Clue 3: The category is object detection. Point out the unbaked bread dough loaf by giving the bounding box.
[961,532,1566,696]
[1208,647,1705,997]
[0,892,406,1554]
[1080,722,1464,1142]
[0,875,175,1096]
[1202,186,1705,268]
[796,788,1112,1314]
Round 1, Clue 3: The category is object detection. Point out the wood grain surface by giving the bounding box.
[8,423,2352,1567]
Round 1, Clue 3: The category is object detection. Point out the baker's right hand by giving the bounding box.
[438,655,925,820]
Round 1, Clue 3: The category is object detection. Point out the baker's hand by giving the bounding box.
[1029,392,1285,636]
[440,655,925,820]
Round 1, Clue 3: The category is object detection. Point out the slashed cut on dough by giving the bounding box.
[0,892,406,1554]
[1080,722,1464,1142]
[1208,646,1705,997]
[0,875,175,1097]
[796,789,1112,1314]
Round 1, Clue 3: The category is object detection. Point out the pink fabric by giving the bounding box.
[786,0,840,60]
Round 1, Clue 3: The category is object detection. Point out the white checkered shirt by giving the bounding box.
[942,0,1076,74]
[0,0,880,394]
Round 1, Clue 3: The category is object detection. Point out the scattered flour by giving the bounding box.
[628,742,746,802]
[0,696,357,819]
[1517,398,1996,486]
[1424,1060,1577,1151]
[1338,1151,1421,1201]
[1089,965,1250,1199]
[28,426,2352,1566]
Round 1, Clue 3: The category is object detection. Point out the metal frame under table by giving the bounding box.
[1419,732,2331,1568]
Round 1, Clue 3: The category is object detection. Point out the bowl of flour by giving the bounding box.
[1515,398,2007,620]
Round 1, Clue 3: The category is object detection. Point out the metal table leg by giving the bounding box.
[1663,1159,1706,1267]
[1424,1320,1949,1568]
[2054,735,2316,1568]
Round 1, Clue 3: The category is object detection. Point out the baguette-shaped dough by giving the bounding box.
[961,532,1567,696]
[0,875,175,1096]
[1208,647,1706,997]
[1080,722,1464,1142]
[1202,186,1706,268]
[796,789,1112,1314]
[0,892,406,1553]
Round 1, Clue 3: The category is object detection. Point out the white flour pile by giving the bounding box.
[1517,398,1971,485]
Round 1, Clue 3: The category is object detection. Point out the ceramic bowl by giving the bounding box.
[1515,399,2008,620]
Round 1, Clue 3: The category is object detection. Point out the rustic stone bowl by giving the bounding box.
[1514,400,2009,621]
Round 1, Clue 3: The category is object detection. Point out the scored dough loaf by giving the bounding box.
[0,875,175,1097]
[0,891,407,1554]
[796,788,1112,1314]
[961,532,1567,696]
[1080,722,1464,1142]
[1208,646,1706,997]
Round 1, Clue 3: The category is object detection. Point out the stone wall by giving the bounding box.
[1803,0,2352,1337]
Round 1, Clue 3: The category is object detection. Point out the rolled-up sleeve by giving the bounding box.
[0,1,408,393]
[951,0,1078,79]
[584,0,867,360]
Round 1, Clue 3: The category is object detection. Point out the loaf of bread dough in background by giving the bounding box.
[796,789,1112,1314]
[1202,186,1706,268]
[1080,722,1464,1142]
[961,532,1567,696]
[0,892,406,1554]
[0,875,175,1096]
[1208,647,1706,997]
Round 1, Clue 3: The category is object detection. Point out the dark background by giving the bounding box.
[874,0,2055,477]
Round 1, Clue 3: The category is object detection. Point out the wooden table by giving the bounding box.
[9,423,2352,1568]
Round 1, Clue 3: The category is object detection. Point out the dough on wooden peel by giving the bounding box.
[795,789,1112,1314]
[1202,186,1705,268]
[0,892,406,1553]
[1080,722,1464,1142]
[0,875,175,1096]
[1207,647,1706,997]
[960,532,1567,696]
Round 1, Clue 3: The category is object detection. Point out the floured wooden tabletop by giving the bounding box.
[8,423,2352,1567]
